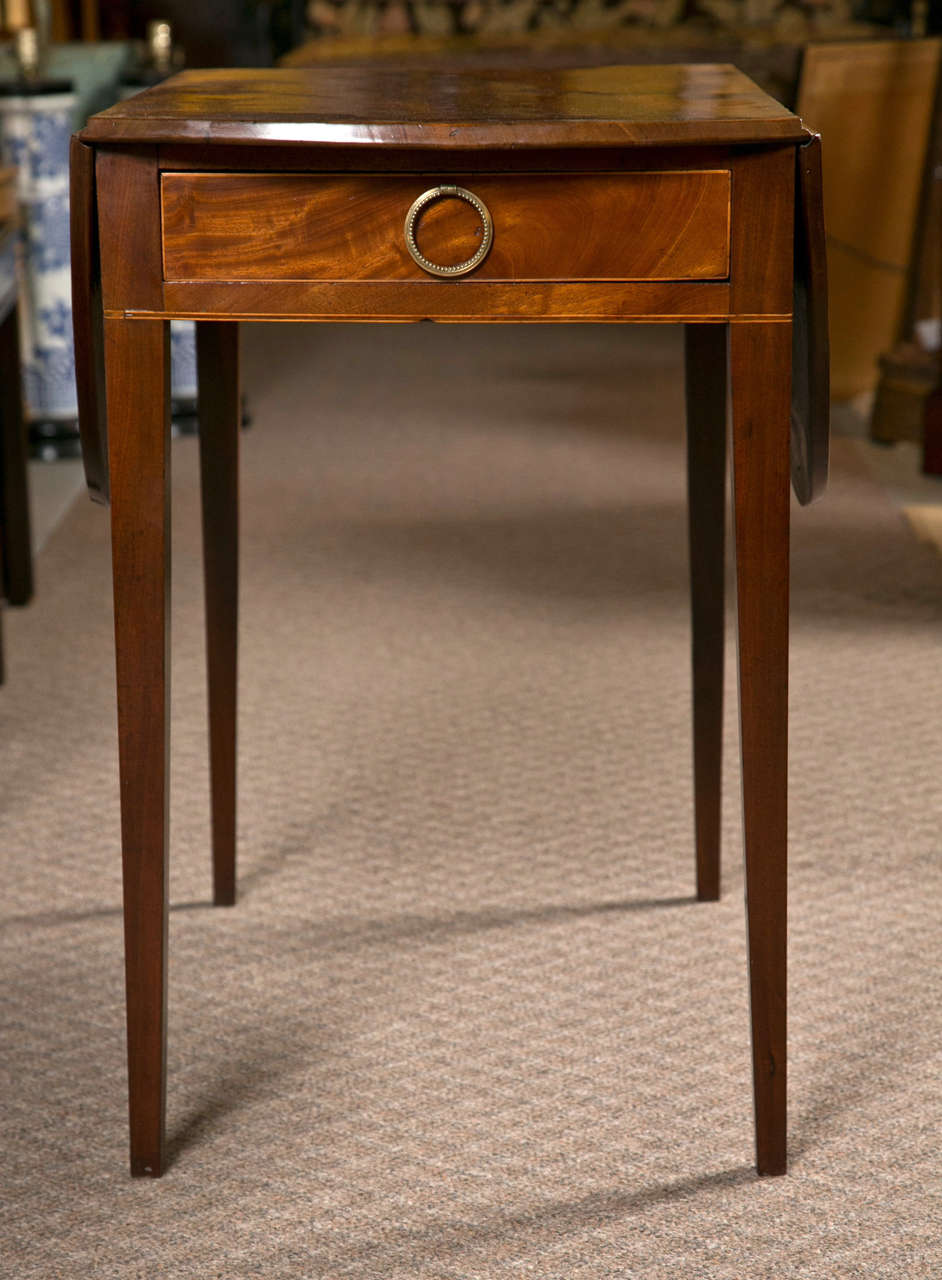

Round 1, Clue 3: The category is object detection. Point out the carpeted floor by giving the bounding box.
[1,324,941,1279]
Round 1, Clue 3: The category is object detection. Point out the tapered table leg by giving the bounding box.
[106,317,171,1178]
[685,323,727,902]
[196,321,240,907]
[0,303,33,607]
[730,321,790,1177]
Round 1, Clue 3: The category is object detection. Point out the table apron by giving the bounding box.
[108,280,790,324]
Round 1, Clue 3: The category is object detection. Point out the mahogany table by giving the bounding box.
[70,64,828,1179]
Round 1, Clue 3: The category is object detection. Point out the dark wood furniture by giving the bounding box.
[0,211,34,683]
[282,23,883,111]
[70,64,828,1180]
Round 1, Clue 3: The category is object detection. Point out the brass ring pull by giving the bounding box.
[404,185,493,278]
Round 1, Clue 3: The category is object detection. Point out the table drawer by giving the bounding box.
[160,171,730,284]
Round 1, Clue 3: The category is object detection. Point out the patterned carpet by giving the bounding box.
[1,324,940,1278]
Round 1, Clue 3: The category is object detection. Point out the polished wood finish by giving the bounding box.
[80,64,807,150]
[730,321,791,1177]
[156,142,770,175]
[0,300,32,610]
[150,279,738,324]
[106,316,171,1178]
[685,324,727,903]
[161,170,731,284]
[197,322,240,908]
[71,65,827,1180]
[79,0,101,41]
[729,146,795,318]
[69,137,108,504]
[97,148,164,315]
[791,134,830,506]
[0,216,32,685]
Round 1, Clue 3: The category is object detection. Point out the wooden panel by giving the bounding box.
[729,146,794,318]
[97,148,164,314]
[81,64,808,150]
[796,38,942,398]
[146,279,743,322]
[70,137,109,504]
[161,171,730,284]
[156,142,741,175]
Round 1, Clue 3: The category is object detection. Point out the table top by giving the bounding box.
[80,63,807,150]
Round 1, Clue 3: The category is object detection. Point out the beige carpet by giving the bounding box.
[1,324,941,1279]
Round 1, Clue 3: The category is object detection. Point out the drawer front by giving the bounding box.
[160,171,730,284]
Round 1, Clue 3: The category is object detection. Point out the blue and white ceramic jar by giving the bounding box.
[0,49,195,442]
[0,82,76,422]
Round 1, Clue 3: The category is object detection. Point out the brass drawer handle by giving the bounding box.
[404,185,493,278]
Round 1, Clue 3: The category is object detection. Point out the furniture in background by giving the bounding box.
[0,36,197,458]
[0,40,131,456]
[67,0,304,65]
[0,0,90,42]
[918,175,942,470]
[796,39,941,405]
[71,63,828,1180]
[0,69,77,436]
[865,42,942,469]
[284,23,877,123]
[0,165,33,681]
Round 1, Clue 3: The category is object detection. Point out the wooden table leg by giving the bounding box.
[106,316,171,1178]
[0,501,6,684]
[196,321,240,908]
[0,302,33,608]
[730,321,790,1177]
[685,323,727,902]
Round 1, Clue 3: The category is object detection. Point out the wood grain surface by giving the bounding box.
[106,316,172,1178]
[147,279,742,323]
[685,323,727,904]
[69,137,108,504]
[161,170,731,284]
[196,322,240,909]
[97,148,164,314]
[155,142,762,175]
[71,60,826,1182]
[729,146,794,318]
[730,320,791,1177]
[790,134,829,505]
[80,64,807,150]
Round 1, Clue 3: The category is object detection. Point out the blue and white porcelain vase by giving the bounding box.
[0,83,76,422]
[0,56,196,441]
